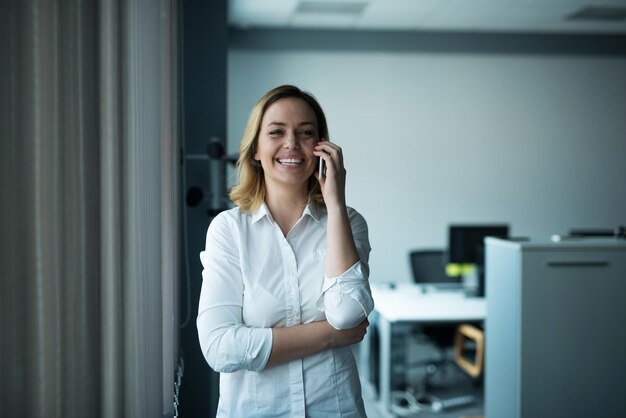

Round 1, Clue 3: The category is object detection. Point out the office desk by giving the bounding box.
[360,283,486,415]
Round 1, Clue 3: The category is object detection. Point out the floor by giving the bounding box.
[362,378,484,418]
[357,335,484,418]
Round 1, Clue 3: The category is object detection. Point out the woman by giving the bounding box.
[197,85,374,417]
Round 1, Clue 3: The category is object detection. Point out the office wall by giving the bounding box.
[227,31,626,282]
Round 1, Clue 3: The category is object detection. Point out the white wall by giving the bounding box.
[228,46,626,282]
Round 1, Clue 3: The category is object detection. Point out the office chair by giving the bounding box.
[409,249,454,287]
[392,322,484,414]
[408,250,459,375]
[415,324,485,413]
[393,250,480,413]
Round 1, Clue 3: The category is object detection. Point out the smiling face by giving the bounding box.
[254,97,320,193]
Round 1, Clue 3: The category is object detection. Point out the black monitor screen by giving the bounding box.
[447,224,509,265]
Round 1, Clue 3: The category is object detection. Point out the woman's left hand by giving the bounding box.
[314,139,347,210]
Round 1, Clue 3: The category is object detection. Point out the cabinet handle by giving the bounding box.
[547,261,609,267]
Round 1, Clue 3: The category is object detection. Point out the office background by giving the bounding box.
[3,1,626,417]
[227,30,626,282]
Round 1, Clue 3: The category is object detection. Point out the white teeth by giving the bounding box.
[278,159,302,164]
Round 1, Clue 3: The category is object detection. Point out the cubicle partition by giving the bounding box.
[485,237,626,418]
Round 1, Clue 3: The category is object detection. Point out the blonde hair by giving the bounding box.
[230,85,328,213]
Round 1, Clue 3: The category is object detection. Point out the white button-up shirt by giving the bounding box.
[197,201,374,417]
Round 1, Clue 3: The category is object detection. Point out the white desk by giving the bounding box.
[361,283,486,416]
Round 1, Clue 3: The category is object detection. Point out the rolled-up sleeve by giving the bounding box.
[317,209,374,330]
[197,214,273,373]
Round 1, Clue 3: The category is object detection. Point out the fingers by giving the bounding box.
[314,140,345,180]
[315,140,343,168]
[313,139,348,207]
[349,318,370,342]
[327,317,370,347]
[358,318,369,335]
[352,319,369,343]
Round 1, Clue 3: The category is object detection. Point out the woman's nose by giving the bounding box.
[284,132,299,149]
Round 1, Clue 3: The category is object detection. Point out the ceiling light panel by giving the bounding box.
[567,5,626,21]
[290,12,359,28]
[290,0,370,29]
[357,0,444,30]
[296,0,369,15]
[229,0,299,29]
[424,0,626,33]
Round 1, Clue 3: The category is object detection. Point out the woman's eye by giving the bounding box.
[269,130,282,136]
[300,130,314,137]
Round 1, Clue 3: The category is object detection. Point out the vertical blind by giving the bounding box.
[0,0,180,417]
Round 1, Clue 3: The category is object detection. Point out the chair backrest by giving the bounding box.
[409,249,456,284]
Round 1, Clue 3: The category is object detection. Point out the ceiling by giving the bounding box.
[229,0,626,34]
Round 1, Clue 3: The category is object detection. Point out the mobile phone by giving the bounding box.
[318,156,325,178]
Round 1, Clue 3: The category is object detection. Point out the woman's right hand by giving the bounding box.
[326,318,369,348]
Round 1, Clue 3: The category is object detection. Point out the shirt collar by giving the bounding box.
[303,199,322,223]
[250,199,323,225]
[251,202,273,224]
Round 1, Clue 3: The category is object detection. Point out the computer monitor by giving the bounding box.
[447,224,509,296]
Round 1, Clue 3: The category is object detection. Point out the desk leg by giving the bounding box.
[378,317,392,413]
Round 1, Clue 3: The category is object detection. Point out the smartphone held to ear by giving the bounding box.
[318,157,325,178]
